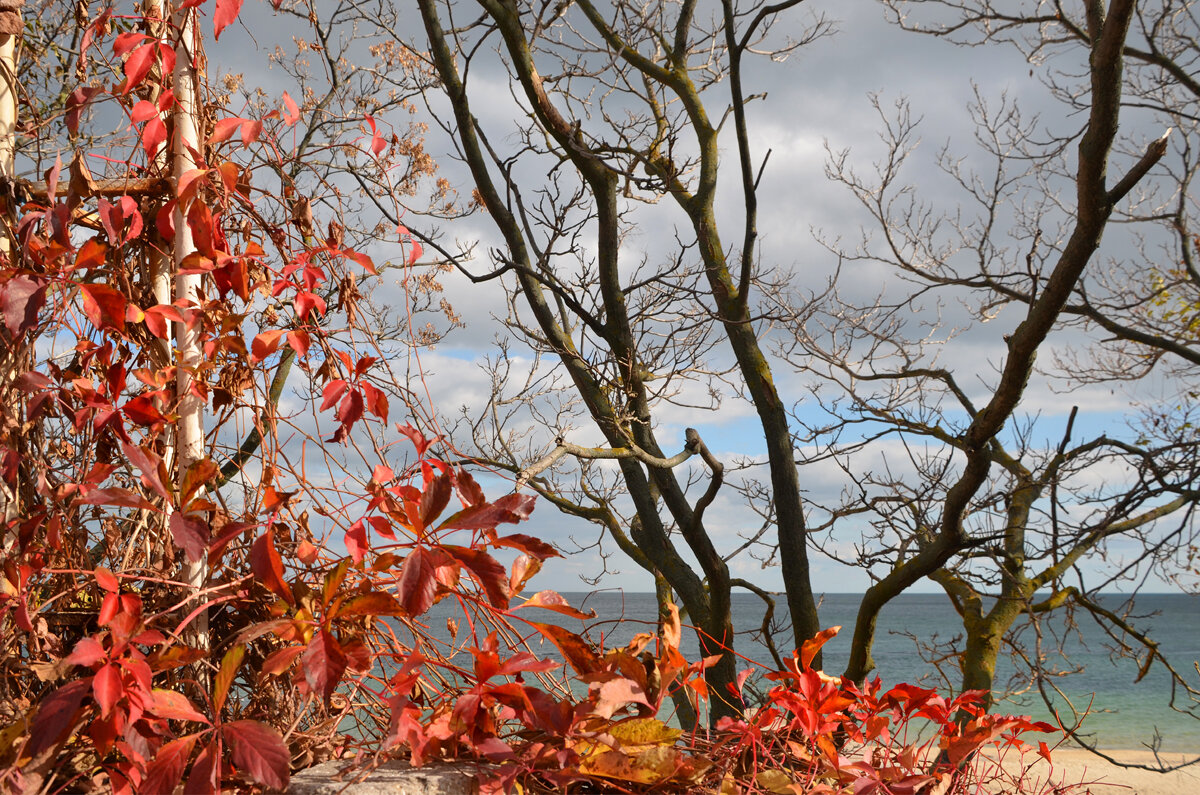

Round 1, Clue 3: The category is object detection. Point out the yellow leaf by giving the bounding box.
[579,746,710,786]
[756,768,799,794]
[609,717,682,748]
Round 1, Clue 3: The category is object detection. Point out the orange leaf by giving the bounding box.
[800,625,840,671]
[513,590,595,619]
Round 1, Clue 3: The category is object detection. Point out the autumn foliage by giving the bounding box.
[0,1,1082,793]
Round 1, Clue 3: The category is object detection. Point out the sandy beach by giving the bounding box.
[997,748,1200,794]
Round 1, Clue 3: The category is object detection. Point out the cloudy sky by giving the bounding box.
[207,1,1192,596]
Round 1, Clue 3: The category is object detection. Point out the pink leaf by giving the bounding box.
[213,0,244,40]
[151,689,210,724]
[240,118,262,146]
[513,590,596,619]
[169,512,210,563]
[65,636,107,667]
[209,116,245,144]
[282,91,301,126]
[2,276,47,337]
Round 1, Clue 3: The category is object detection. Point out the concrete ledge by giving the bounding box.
[288,760,480,794]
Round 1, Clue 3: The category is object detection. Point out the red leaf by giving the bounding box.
[67,86,103,135]
[294,290,326,319]
[345,519,367,564]
[454,468,486,507]
[123,42,157,93]
[210,116,245,144]
[113,32,146,57]
[142,734,199,795]
[320,379,348,412]
[397,224,423,265]
[419,472,452,529]
[250,530,293,603]
[296,539,319,564]
[151,689,210,724]
[368,515,395,540]
[397,423,433,457]
[361,382,389,423]
[142,116,167,160]
[2,275,48,336]
[342,247,377,274]
[94,567,120,593]
[185,738,221,795]
[493,532,561,560]
[25,680,90,761]
[74,238,108,271]
[180,458,219,506]
[130,99,158,123]
[98,592,119,626]
[143,304,182,339]
[365,114,386,156]
[93,663,122,718]
[123,394,168,427]
[213,0,244,40]
[282,91,301,126]
[445,545,510,609]
[591,676,650,720]
[396,547,437,616]
[80,282,127,333]
[76,487,156,510]
[262,484,296,513]
[336,388,364,428]
[224,720,289,790]
[170,512,210,563]
[1038,741,1053,763]
[438,492,537,532]
[302,629,347,705]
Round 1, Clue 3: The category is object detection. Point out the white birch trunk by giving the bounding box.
[0,8,19,527]
[171,3,208,653]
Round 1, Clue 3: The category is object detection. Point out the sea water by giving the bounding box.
[414,591,1200,753]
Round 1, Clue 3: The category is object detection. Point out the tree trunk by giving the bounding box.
[170,3,208,663]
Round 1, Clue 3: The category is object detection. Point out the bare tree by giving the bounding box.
[782,0,1200,761]
[394,0,845,723]
[386,0,1191,738]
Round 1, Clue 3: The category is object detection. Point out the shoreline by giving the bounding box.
[998,747,1199,794]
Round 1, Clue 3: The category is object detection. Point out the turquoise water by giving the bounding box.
[420,591,1200,752]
